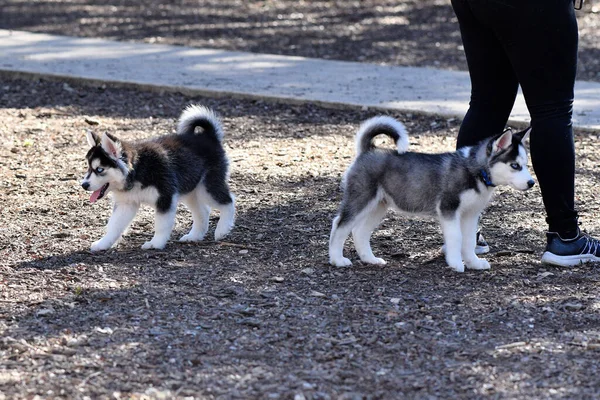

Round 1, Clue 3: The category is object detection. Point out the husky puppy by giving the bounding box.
[81,105,235,252]
[329,116,535,272]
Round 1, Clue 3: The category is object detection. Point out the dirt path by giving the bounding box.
[1,78,600,399]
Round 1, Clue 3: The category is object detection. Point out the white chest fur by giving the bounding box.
[111,184,161,207]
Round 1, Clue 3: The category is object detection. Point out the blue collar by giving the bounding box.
[479,168,495,187]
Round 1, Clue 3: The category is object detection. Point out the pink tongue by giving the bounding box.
[90,189,102,203]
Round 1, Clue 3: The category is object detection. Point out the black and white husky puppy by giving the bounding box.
[329,116,535,272]
[81,105,235,252]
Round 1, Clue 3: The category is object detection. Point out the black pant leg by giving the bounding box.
[451,0,519,149]
[453,0,579,235]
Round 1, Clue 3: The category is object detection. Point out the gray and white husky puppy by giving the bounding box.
[329,116,535,272]
[81,105,235,252]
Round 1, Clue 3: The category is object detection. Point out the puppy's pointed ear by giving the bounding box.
[492,130,513,153]
[86,131,99,147]
[514,127,531,143]
[101,132,122,159]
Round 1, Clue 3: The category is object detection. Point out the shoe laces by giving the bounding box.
[580,233,600,256]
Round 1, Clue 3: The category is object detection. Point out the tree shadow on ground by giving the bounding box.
[5,173,600,398]
[2,77,600,398]
[0,1,467,69]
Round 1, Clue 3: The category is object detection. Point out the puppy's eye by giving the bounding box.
[96,167,104,174]
[510,163,521,170]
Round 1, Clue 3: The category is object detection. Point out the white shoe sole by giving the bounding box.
[541,251,600,267]
[475,244,490,255]
[441,244,490,255]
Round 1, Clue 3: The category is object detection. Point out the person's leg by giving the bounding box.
[464,0,600,266]
[473,0,579,236]
[451,0,519,149]
[450,0,521,253]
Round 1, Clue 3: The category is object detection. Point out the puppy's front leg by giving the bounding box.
[91,202,139,251]
[439,215,464,273]
[461,212,490,270]
[142,206,177,250]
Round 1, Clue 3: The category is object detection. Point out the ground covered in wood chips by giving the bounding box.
[1,78,600,399]
[1,0,600,83]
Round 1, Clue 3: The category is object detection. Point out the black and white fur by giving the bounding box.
[81,105,235,251]
[329,116,535,272]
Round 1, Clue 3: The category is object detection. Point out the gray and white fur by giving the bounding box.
[81,104,235,252]
[329,116,534,272]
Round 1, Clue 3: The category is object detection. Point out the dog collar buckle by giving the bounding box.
[479,168,496,187]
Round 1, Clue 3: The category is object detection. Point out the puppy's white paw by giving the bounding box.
[466,258,491,270]
[215,224,233,242]
[361,256,387,265]
[179,233,205,242]
[91,239,112,252]
[214,229,231,241]
[447,259,465,273]
[142,239,167,250]
[330,257,352,267]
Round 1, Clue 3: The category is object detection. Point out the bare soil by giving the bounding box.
[1,0,600,82]
[1,78,600,399]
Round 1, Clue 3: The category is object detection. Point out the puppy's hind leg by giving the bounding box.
[352,201,387,265]
[329,212,355,267]
[179,191,210,242]
[214,197,235,241]
[202,176,235,241]
[143,197,177,250]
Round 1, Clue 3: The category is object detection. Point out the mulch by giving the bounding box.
[1,77,600,399]
[2,1,600,398]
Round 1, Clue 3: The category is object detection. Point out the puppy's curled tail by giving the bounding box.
[355,116,409,155]
[177,104,224,142]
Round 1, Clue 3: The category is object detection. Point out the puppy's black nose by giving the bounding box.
[527,179,535,188]
[81,182,90,190]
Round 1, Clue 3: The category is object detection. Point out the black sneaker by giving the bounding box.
[442,230,490,254]
[541,230,600,267]
[475,231,490,255]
